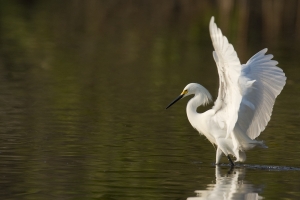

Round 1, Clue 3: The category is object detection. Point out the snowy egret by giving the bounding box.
[166,17,286,166]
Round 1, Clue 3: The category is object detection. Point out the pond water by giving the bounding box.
[0,1,300,200]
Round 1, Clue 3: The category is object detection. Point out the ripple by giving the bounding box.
[215,163,300,171]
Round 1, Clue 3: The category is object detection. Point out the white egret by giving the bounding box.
[166,17,286,166]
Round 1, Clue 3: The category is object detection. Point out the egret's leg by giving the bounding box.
[227,155,235,166]
[216,138,235,166]
[215,147,223,165]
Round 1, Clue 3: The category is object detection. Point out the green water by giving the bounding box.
[0,1,300,199]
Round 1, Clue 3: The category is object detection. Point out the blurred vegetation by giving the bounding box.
[1,0,300,69]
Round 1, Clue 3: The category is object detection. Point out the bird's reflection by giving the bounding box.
[187,166,263,200]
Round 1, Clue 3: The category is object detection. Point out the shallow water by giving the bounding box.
[0,1,300,200]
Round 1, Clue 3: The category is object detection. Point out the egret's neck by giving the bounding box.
[186,89,215,144]
[186,93,203,123]
[184,84,212,128]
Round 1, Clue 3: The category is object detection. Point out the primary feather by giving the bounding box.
[209,16,242,139]
[237,49,286,140]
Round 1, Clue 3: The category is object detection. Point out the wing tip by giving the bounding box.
[262,48,268,54]
[209,16,215,31]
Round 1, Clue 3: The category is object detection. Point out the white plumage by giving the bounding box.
[166,17,286,165]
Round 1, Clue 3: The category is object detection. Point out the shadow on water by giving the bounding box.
[217,163,300,171]
[187,166,263,200]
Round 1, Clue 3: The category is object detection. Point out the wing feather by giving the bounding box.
[209,17,242,138]
[209,17,286,141]
[237,49,286,139]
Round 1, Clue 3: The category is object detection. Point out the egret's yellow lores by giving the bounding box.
[166,17,286,166]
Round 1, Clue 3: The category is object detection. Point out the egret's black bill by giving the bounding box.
[166,94,184,109]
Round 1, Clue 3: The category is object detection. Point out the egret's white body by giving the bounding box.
[166,17,286,165]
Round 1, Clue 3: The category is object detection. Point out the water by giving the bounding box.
[0,1,300,199]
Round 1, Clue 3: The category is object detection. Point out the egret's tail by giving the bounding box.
[255,140,268,148]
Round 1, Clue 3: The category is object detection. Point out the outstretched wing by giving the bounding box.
[209,16,242,137]
[236,49,286,139]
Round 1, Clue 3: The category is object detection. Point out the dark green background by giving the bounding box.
[0,1,299,199]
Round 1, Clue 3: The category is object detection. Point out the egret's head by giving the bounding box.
[182,83,203,96]
[166,83,212,109]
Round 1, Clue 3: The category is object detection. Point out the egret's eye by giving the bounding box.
[181,90,188,95]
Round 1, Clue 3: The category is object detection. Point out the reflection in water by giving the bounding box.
[187,167,263,200]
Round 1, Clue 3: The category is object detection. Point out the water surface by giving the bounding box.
[0,1,300,199]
